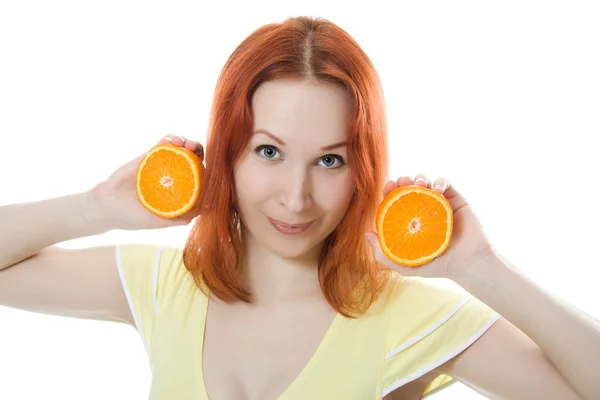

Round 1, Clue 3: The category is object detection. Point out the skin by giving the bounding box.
[164,79,594,400]
[202,79,360,399]
[196,78,594,400]
[1,76,595,399]
[232,79,356,303]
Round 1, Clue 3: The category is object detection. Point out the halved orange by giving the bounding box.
[376,185,453,267]
[136,143,204,218]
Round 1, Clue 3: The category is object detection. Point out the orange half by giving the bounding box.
[376,185,453,267]
[136,143,204,218]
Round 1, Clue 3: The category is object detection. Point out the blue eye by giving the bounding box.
[318,155,345,169]
[255,145,281,159]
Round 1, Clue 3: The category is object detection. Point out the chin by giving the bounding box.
[240,217,331,259]
[264,237,321,260]
[263,222,328,259]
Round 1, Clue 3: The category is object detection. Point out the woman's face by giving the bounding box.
[233,78,356,259]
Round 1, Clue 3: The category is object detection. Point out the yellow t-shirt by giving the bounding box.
[116,244,501,399]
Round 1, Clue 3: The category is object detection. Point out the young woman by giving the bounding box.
[0,16,597,400]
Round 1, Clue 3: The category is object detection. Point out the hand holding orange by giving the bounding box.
[367,174,493,280]
[376,183,453,267]
[90,135,205,231]
[136,138,204,218]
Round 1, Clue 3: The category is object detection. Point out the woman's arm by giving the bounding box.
[0,135,202,323]
[442,251,599,400]
[0,190,133,323]
[0,191,109,272]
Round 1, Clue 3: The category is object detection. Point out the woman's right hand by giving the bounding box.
[91,134,205,231]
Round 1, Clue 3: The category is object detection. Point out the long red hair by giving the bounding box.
[183,16,391,317]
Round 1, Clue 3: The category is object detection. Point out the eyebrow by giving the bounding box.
[253,129,347,151]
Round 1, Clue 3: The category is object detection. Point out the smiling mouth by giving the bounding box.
[268,218,312,228]
[267,217,314,234]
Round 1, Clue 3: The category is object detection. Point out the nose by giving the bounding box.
[279,168,314,213]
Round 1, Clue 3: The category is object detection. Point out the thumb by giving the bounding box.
[129,152,147,168]
[121,152,148,177]
[365,231,397,272]
[364,231,379,252]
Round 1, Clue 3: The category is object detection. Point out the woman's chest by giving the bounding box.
[201,301,343,400]
[148,300,391,400]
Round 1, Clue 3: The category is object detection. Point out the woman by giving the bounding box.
[0,16,598,400]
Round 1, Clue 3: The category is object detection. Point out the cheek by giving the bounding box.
[314,173,355,212]
[234,160,272,205]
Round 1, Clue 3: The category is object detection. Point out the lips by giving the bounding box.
[268,218,312,228]
[267,217,313,234]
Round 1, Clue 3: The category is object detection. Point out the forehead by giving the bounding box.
[251,79,353,143]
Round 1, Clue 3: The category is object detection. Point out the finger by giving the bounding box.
[365,231,402,271]
[184,139,198,153]
[441,181,461,199]
[383,180,398,197]
[195,143,205,160]
[364,232,390,267]
[414,174,429,188]
[432,178,449,194]
[183,140,204,160]
[395,176,413,187]
[159,136,173,144]
[170,135,185,146]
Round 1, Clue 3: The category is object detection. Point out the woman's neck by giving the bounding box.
[239,231,325,306]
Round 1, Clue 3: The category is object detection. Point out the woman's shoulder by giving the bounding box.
[116,242,183,256]
[383,272,500,351]
[116,242,184,268]
[116,242,202,300]
[388,274,472,308]
[380,274,501,398]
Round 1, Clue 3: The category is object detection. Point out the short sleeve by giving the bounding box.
[381,276,501,398]
[115,243,185,365]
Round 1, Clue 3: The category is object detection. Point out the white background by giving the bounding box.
[1,1,599,399]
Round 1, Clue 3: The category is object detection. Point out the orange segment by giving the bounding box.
[136,143,204,218]
[376,185,453,267]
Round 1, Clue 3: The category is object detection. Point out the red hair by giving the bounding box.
[183,16,391,317]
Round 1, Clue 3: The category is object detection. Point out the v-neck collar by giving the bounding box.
[197,291,343,400]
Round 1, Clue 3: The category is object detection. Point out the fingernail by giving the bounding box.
[433,182,443,190]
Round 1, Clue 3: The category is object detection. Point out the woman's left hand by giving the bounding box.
[365,174,495,280]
